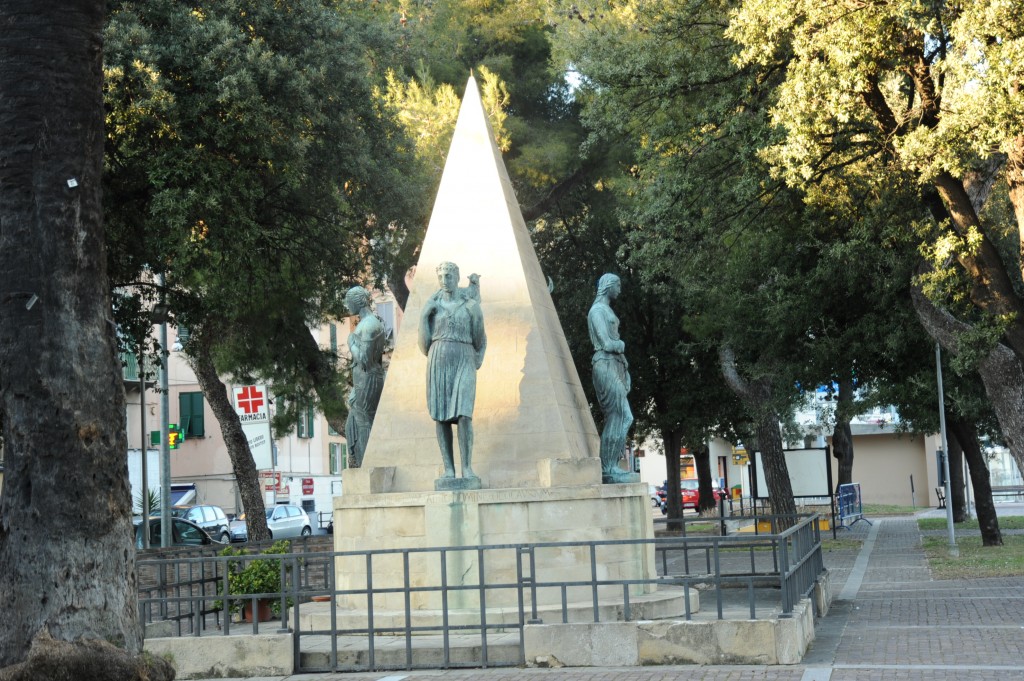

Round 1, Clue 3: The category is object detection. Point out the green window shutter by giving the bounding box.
[341,442,348,470]
[329,323,337,354]
[191,392,205,436]
[179,392,205,438]
[307,405,315,438]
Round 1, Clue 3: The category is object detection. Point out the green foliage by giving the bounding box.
[217,540,292,614]
[104,0,428,429]
[133,489,161,517]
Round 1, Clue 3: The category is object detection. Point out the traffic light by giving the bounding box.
[168,423,181,450]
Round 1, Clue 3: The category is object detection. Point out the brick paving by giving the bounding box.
[197,506,1024,681]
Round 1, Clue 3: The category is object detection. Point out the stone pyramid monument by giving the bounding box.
[333,77,656,615]
[350,75,601,494]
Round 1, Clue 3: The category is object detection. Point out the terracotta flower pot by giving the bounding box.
[242,598,274,623]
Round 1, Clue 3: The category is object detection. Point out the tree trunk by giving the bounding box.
[832,377,855,490]
[945,418,967,523]
[948,419,1003,546]
[718,347,797,521]
[931,171,1024,362]
[755,415,798,521]
[911,287,1024,476]
[190,331,270,542]
[0,0,156,671]
[662,428,684,531]
[693,442,716,514]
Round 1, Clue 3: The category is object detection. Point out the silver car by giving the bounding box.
[266,504,312,539]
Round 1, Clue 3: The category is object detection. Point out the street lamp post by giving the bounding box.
[139,343,149,549]
[935,343,957,555]
[159,313,171,548]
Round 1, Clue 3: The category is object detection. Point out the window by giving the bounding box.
[179,392,205,438]
[329,443,348,474]
[297,404,315,438]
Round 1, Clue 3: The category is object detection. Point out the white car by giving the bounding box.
[265,504,313,539]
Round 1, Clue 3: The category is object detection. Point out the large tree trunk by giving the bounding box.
[832,377,855,490]
[754,415,798,521]
[693,442,717,514]
[948,419,1003,546]
[719,347,797,521]
[189,331,270,542]
[662,428,684,531]
[945,418,967,523]
[931,171,1024,363]
[0,1,164,673]
[911,287,1024,476]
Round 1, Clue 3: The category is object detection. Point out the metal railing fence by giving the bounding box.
[136,514,824,673]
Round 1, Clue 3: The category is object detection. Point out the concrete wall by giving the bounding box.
[827,431,940,507]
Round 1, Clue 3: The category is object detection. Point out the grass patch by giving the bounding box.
[821,537,864,552]
[921,534,1024,579]
[861,503,919,516]
[918,516,1024,531]
[655,521,718,537]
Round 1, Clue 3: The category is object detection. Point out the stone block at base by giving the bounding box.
[333,482,655,611]
[144,633,291,680]
[537,458,602,487]
[524,598,815,667]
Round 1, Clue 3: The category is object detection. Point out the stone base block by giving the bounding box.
[435,475,482,491]
[343,466,397,495]
[333,482,654,611]
[144,633,291,679]
[524,597,815,667]
[537,458,602,487]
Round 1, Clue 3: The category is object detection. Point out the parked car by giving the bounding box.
[648,484,662,508]
[659,479,728,513]
[170,504,231,544]
[134,517,219,549]
[266,504,312,539]
[229,513,249,542]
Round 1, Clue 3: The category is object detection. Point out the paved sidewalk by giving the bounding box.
[195,507,1024,681]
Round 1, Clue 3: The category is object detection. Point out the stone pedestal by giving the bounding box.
[333,479,655,614]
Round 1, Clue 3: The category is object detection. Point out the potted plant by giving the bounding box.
[218,540,290,622]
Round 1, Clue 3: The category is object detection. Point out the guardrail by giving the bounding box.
[836,483,872,529]
[136,514,825,673]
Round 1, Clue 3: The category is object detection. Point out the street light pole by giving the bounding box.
[935,343,957,555]
[139,343,149,549]
[159,272,171,547]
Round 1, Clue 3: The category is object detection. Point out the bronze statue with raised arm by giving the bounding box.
[419,262,486,490]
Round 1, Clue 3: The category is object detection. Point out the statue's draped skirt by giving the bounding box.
[427,340,477,422]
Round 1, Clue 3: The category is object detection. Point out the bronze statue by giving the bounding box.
[419,262,486,488]
[344,286,386,467]
[588,273,638,483]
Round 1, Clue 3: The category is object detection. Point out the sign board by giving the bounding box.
[259,470,288,494]
[233,384,273,470]
[751,447,832,499]
[302,478,314,495]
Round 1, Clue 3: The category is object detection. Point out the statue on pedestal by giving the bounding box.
[588,273,639,484]
[419,262,486,490]
[344,286,386,467]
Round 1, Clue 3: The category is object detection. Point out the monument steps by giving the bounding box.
[293,586,698,633]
